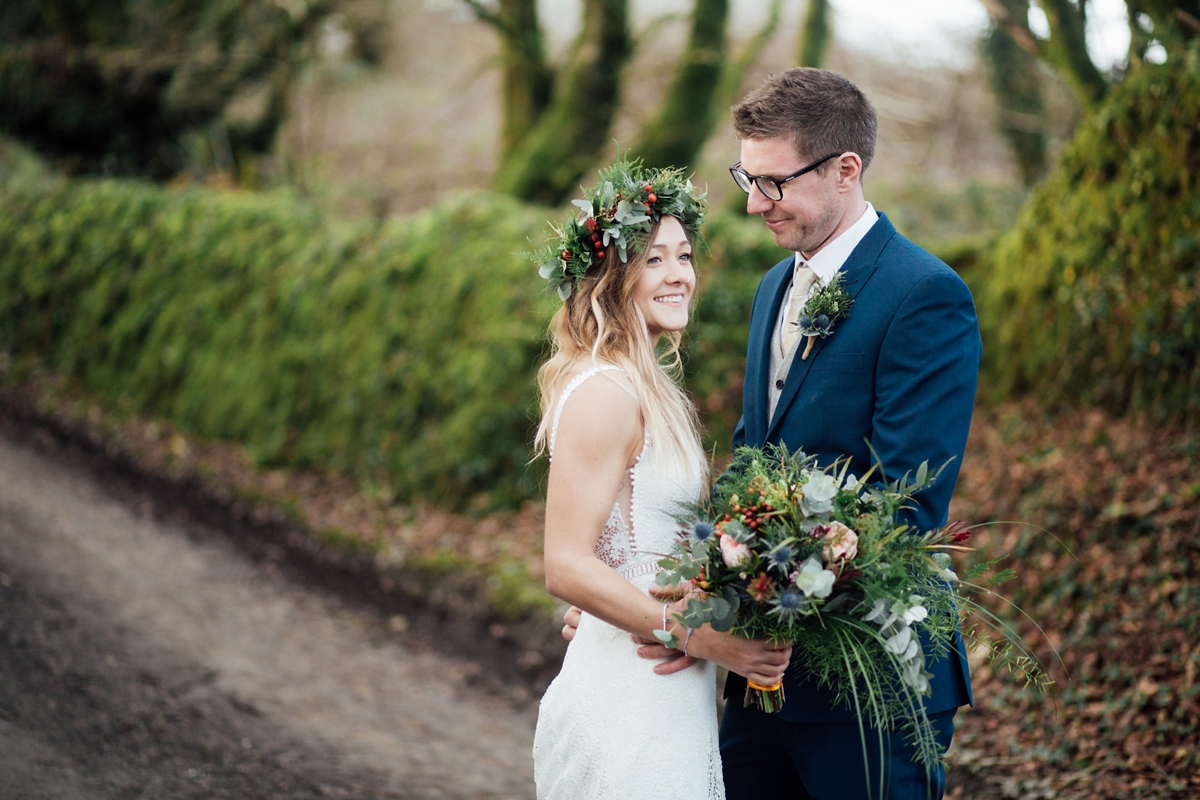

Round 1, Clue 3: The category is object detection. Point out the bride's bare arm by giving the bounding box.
[543,376,665,640]
[545,377,790,686]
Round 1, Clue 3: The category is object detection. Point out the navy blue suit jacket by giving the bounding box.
[726,212,979,722]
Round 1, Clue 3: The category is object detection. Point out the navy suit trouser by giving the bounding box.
[720,701,956,800]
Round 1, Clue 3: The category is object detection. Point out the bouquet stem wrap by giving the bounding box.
[744,678,786,713]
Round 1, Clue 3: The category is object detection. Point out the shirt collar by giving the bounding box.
[794,201,878,284]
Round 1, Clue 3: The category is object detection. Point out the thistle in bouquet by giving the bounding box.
[653,444,1054,770]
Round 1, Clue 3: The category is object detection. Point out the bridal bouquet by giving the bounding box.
[653,444,1048,768]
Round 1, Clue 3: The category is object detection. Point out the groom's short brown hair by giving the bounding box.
[732,68,877,174]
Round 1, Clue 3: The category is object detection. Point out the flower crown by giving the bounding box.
[531,158,707,301]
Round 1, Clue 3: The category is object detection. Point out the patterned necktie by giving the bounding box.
[779,263,817,358]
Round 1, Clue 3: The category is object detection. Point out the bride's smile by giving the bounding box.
[634,215,695,338]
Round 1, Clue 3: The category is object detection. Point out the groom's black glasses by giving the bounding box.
[729,153,839,201]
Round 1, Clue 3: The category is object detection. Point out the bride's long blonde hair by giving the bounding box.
[534,218,707,487]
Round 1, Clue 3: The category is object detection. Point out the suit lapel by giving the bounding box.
[764,213,897,442]
[746,257,794,446]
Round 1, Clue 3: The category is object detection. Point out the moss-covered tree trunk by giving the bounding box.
[0,0,379,178]
[984,0,1049,186]
[494,0,629,205]
[709,0,783,129]
[463,0,554,160]
[973,41,1200,423]
[1041,0,1109,106]
[797,0,829,68]
[633,0,727,170]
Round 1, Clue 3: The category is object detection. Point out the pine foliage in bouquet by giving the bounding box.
[654,444,1050,768]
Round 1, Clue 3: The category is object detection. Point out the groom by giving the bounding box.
[642,68,979,798]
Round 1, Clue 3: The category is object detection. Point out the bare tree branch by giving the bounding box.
[1042,0,1108,105]
[979,0,1045,58]
[1176,7,1200,32]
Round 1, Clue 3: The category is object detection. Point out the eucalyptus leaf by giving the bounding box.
[709,610,735,632]
[722,585,741,614]
[653,628,679,649]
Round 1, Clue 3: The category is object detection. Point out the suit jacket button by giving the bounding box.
[775,379,784,389]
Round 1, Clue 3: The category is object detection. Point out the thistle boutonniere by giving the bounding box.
[795,273,854,361]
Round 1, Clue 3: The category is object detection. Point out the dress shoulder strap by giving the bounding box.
[549,364,637,457]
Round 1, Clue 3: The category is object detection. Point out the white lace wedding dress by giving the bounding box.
[533,365,724,800]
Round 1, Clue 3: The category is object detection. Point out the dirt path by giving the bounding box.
[0,425,537,799]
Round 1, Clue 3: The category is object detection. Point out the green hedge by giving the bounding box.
[0,181,558,507]
[974,44,1200,421]
[0,176,781,508]
[11,43,1192,518]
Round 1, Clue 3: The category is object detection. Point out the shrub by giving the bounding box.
[0,180,560,507]
[973,44,1200,422]
[0,175,782,508]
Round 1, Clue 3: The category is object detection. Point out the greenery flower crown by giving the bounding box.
[530,157,707,301]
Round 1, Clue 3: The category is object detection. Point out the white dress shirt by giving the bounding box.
[776,201,879,346]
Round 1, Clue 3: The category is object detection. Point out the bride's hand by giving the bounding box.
[685,627,791,688]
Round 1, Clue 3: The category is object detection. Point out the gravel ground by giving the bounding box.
[0,421,537,800]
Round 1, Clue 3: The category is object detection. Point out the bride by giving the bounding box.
[530,160,791,799]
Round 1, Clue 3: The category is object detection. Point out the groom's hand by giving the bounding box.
[561,605,582,641]
[633,636,700,675]
[633,585,701,675]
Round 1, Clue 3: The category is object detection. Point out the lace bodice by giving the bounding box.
[548,364,703,586]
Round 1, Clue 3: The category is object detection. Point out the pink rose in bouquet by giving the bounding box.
[819,521,859,563]
[720,533,752,567]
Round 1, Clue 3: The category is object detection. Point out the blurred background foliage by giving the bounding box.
[0,0,1197,504]
[0,168,795,507]
[0,0,388,179]
[2,32,1197,507]
[0,179,554,507]
[974,43,1200,424]
[2,2,1199,794]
